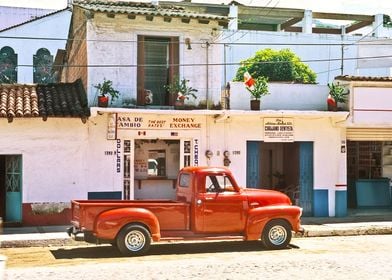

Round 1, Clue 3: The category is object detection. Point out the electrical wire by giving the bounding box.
[7,54,392,69]
[2,35,392,46]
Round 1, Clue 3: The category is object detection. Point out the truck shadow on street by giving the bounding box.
[51,241,299,259]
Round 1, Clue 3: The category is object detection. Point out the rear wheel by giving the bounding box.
[261,219,292,250]
[116,224,151,256]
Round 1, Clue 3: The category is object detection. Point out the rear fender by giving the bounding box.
[245,205,302,240]
[93,207,161,241]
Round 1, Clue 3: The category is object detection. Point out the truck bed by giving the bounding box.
[71,199,190,231]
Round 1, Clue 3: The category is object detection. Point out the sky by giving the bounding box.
[1,0,392,16]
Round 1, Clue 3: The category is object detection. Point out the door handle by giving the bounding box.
[205,197,214,200]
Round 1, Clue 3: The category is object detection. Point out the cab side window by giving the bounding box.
[205,175,235,192]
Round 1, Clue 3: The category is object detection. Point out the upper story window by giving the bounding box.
[137,35,179,106]
[0,46,17,83]
[33,48,54,84]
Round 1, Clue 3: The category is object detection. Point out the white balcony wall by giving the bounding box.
[229,82,329,111]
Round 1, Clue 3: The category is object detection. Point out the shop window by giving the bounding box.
[0,46,17,83]
[148,149,166,177]
[347,141,382,179]
[137,35,179,106]
[33,48,54,84]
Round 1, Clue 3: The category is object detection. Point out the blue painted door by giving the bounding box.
[299,142,313,216]
[5,155,22,222]
[246,141,261,188]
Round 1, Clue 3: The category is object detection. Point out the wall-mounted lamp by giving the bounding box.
[185,38,192,50]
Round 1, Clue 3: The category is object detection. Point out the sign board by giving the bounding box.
[107,113,117,140]
[263,118,294,142]
[116,114,202,130]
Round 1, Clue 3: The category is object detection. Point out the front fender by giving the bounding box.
[246,205,302,240]
[93,207,161,241]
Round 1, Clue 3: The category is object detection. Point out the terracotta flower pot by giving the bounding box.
[98,96,109,107]
[250,100,260,111]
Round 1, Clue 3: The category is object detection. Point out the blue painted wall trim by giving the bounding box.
[88,191,122,200]
[313,189,329,217]
[299,142,313,216]
[6,192,22,221]
[335,190,347,217]
[246,141,261,189]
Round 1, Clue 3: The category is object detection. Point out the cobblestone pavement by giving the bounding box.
[3,235,392,280]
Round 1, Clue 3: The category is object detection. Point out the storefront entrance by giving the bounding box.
[246,141,314,216]
[131,139,181,200]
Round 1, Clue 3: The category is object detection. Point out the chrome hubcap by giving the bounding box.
[125,230,145,251]
[269,225,287,246]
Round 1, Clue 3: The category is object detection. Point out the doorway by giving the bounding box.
[0,155,22,222]
[246,141,314,216]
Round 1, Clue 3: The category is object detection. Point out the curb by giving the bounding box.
[296,223,392,238]
[1,224,392,248]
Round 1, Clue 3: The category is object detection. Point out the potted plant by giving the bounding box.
[327,82,349,111]
[94,78,120,107]
[165,76,198,108]
[244,73,269,110]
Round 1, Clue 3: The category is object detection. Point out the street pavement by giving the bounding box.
[0,213,391,248]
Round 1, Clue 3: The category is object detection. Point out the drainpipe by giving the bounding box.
[205,41,210,109]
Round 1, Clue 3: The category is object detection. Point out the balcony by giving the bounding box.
[227,82,330,111]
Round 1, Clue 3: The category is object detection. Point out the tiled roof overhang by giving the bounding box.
[0,79,90,123]
[335,75,392,82]
[73,0,228,23]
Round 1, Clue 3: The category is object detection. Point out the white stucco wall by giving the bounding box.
[229,82,329,110]
[86,13,225,107]
[0,7,56,30]
[2,109,345,217]
[0,118,88,203]
[0,10,71,83]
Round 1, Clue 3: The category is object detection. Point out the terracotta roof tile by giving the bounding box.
[73,0,228,22]
[335,75,392,82]
[0,79,90,122]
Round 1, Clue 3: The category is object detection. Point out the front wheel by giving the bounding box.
[116,224,151,256]
[261,219,292,250]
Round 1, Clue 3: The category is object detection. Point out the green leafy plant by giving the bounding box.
[328,82,349,103]
[94,78,120,104]
[234,48,317,84]
[246,76,270,100]
[165,76,198,101]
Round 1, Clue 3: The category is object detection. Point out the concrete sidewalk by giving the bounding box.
[1,215,391,248]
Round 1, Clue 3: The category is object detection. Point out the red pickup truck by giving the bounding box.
[68,166,303,256]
